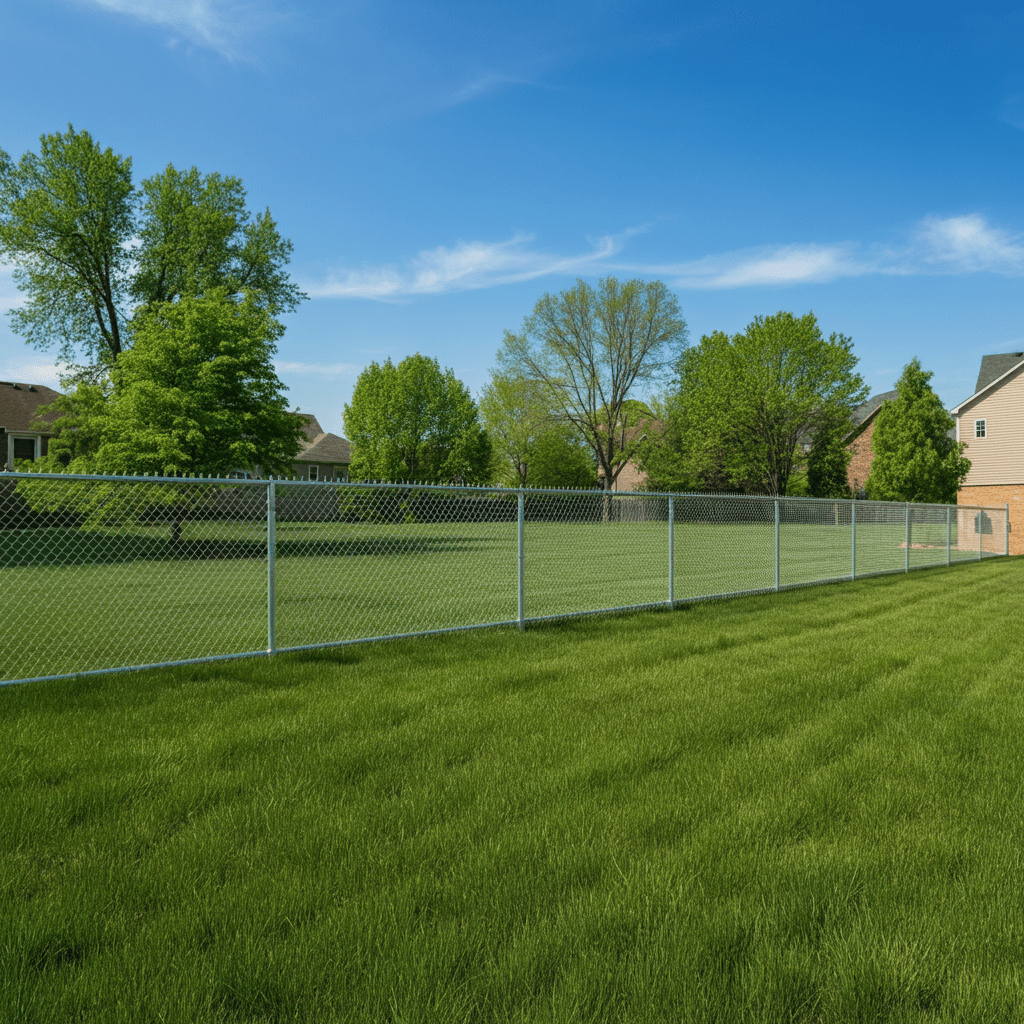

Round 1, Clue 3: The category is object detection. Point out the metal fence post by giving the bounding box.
[1007,503,1011,556]
[980,509,983,561]
[668,495,675,607]
[905,503,910,572]
[517,491,525,630]
[946,506,951,567]
[851,501,856,580]
[267,478,276,654]
[774,499,780,592]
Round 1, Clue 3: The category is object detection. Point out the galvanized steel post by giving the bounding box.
[267,479,276,654]
[851,502,856,580]
[668,495,675,607]
[905,504,910,572]
[980,508,983,560]
[946,506,951,567]
[517,491,525,630]
[1007,503,1011,556]
[774,499,780,592]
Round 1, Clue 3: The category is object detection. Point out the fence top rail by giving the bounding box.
[0,470,1004,513]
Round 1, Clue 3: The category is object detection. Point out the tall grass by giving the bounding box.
[1,556,1022,1022]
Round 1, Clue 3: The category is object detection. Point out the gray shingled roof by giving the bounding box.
[293,412,351,465]
[0,381,62,432]
[850,390,898,427]
[974,352,1024,394]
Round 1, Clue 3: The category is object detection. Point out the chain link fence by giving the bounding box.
[0,472,1010,686]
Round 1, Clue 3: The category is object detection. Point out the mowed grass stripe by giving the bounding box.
[0,518,998,682]
[1,556,1023,1023]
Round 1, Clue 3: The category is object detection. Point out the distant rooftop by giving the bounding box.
[850,390,898,426]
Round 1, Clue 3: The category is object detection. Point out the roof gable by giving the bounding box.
[976,352,1024,394]
[0,382,63,433]
[297,431,351,464]
[952,352,1024,413]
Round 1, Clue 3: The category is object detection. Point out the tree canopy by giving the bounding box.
[0,125,304,369]
[652,312,869,496]
[479,372,596,489]
[32,292,304,479]
[497,277,687,491]
[344,354,491,483]
[865,358,970,503]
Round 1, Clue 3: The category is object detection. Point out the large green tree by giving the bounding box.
[479,372,595,489]
[20,292,304,541]
[344,354,491,483]
[497,277,688,491]
[32,292,303,478]
[666,312,869,496]
[806,414,854,499]
[0,125,304,368]
[865,358,971,503]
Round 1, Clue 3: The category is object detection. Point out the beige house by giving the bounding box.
[950,352,1024,556]
[289,414,351,481]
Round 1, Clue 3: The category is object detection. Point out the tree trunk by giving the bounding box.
[170,519,181,545]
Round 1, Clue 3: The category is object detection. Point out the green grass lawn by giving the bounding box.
[1,556,1023,1023]
[0,514,999,684]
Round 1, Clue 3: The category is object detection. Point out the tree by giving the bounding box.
[806,415,853,499]
[865,358,970,503]
[0,125,135,365]
[344,354,491,483]
[527,426,596,489]
[478,373,550,486]
[670,312,869,496]
[0,125,305,369]
[20,292,304,541]
[479,372,596,489]
[132,163,305,316]
[497,277,688,491]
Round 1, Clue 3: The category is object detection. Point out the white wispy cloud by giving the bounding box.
[274,360,362,381]
[77,0,269,59]
[306,232,622,300]
[915,213,1024,273]
[651,243,868,290]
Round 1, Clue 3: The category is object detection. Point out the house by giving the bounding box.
[950,351,1024,556]
[289,414,351,481]
[0,381,62,471]
[0,379,352,481]
[844,390,898,497]
[596,417,658,492]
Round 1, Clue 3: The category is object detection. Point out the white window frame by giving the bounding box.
[975,419,986,438]
[308,465,318,481]
[7,434,41,470]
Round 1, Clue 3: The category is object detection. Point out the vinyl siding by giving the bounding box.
[957,365,1024,485]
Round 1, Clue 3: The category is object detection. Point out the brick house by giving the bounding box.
[596,418,658,492]
[0,380,62,470]
[844,391,898,496]
[949,352,1024,556]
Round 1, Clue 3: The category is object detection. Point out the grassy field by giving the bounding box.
[0,514,1000,683]
[2,556,1023,1023]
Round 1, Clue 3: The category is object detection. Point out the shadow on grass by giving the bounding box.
[0,528,503,568]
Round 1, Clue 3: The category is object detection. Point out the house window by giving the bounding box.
[308,465,318,481]
[12,437,37,462]
[975,419,986,438]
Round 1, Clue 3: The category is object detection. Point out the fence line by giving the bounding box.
[0,472,1011,686]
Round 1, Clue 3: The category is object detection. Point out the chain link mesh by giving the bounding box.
[0,473,1011,684]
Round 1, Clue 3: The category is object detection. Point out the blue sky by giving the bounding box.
[4,0,1024,438]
